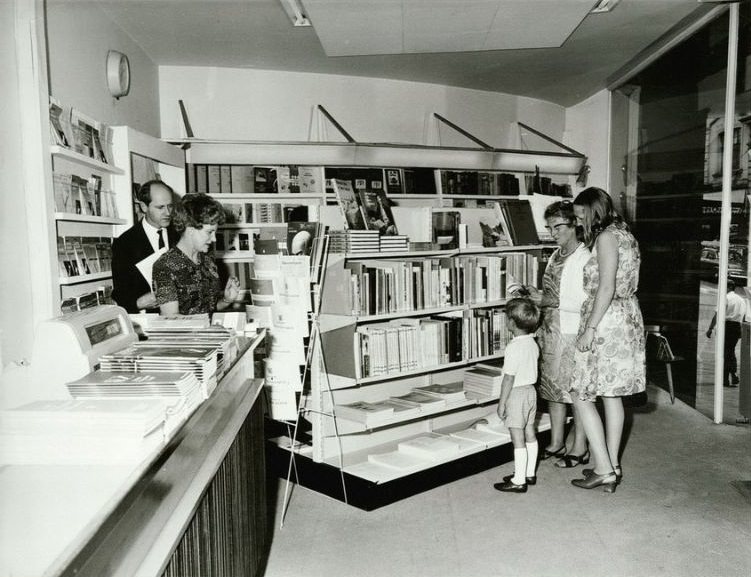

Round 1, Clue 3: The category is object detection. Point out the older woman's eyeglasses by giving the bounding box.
[545,222,572,234]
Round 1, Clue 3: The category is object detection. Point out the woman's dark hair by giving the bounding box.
[171,193,225,235]
[572,187,625,246]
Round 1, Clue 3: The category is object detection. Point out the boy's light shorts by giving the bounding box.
[505,384,537,429]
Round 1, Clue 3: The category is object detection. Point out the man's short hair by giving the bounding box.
[136,179,175,205]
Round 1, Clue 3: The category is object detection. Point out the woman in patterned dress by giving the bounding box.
[525,201,590,466]
[569,188,645,492]
[153,193,240,315]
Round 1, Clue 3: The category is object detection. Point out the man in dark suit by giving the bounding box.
[112,180,177,313]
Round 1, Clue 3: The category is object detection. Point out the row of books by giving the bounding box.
[57,235,113,278]
[356,316,464,379]
[49,97,113,165]
[52,172,118,218]
[334,382,467,426]
[344,253,538,316]
[441,170,521,196]
[190,164,323,195]
[220,202,312,224]
[463,364,504,397]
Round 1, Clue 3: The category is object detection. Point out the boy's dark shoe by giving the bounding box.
[494,479,527,493]
[503,473,536,485]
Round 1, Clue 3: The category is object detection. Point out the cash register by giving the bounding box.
[29,305,137,398]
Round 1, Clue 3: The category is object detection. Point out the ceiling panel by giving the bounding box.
[72,0,711,107]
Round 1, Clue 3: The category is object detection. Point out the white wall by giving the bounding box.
[159,66,565,146]
[0,1,36,367]
[46,2,161,135]
[565,89,611,195]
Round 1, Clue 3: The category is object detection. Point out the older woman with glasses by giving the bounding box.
[524,201,590,468]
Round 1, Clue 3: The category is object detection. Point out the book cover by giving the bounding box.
[499,199,539,245]
[286,222,319,256]
[230,165,254,193]
[358,189,398,235]
[332,179,367,230]
[432,211,460,249]
[384,169,403,195]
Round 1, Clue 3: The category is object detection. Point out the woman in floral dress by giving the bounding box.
[569,188,645,493]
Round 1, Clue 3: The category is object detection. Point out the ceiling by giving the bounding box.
[81,0,714,107]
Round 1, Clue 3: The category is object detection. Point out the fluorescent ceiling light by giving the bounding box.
[279,0,311,27]
[590,0,622,13]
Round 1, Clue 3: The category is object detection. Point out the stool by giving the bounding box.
[645,325,682,404]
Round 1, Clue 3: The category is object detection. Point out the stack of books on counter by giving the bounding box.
[379,235,409,252]
[0,399,167,464]
[463,364,504,397]
[99,345,218,398]
[328,230,380,254]
[66,370,203,435]
[143,323,236,375]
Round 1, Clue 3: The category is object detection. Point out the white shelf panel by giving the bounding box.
[58,272,112,285]
[328,396,499,433]
[218,222,285,229]
[54,213,126,225]
[337,415,552,483]
[356,353,503,385]
[352,305,465,323]
[215,252,255,262]
[343,245,550,259]
[50,146,124,175]
[209,193,324,201]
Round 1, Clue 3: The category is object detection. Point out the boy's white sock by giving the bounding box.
[525,441,538,477]
[512,448,528,485]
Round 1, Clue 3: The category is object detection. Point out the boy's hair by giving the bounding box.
[505,297,540,333]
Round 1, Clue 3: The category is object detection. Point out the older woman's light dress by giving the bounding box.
[538,244,589,403]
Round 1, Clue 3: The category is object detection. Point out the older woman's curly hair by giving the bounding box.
[171,193,225,235]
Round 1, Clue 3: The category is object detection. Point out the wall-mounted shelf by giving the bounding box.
[58,271,112,285]
[54,213,127,225]
[50,145,124,175]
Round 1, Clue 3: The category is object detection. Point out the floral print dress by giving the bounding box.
[571,223,646,401]
[538,250,577,404]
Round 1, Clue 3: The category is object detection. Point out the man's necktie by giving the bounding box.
[157,229,165,249]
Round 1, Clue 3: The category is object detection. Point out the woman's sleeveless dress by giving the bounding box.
[571,224,646,401]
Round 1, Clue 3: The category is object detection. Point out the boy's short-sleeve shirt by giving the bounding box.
[502,334,539,388]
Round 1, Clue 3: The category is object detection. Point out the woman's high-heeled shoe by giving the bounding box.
[583,465,622,484]
[571,471,617,493]
[540,446,566,460]
[555,451,590,469]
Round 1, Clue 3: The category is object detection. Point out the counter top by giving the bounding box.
[0,331,265,577]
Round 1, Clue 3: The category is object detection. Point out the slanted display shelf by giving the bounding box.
[50,145,124,175]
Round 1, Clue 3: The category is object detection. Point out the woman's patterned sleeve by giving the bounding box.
[153,255,179,306]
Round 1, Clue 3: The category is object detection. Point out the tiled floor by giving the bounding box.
[262,385,751,577]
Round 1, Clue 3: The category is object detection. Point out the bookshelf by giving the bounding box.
[177,138,581,508]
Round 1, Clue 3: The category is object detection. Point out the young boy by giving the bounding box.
[494,297,541,493]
